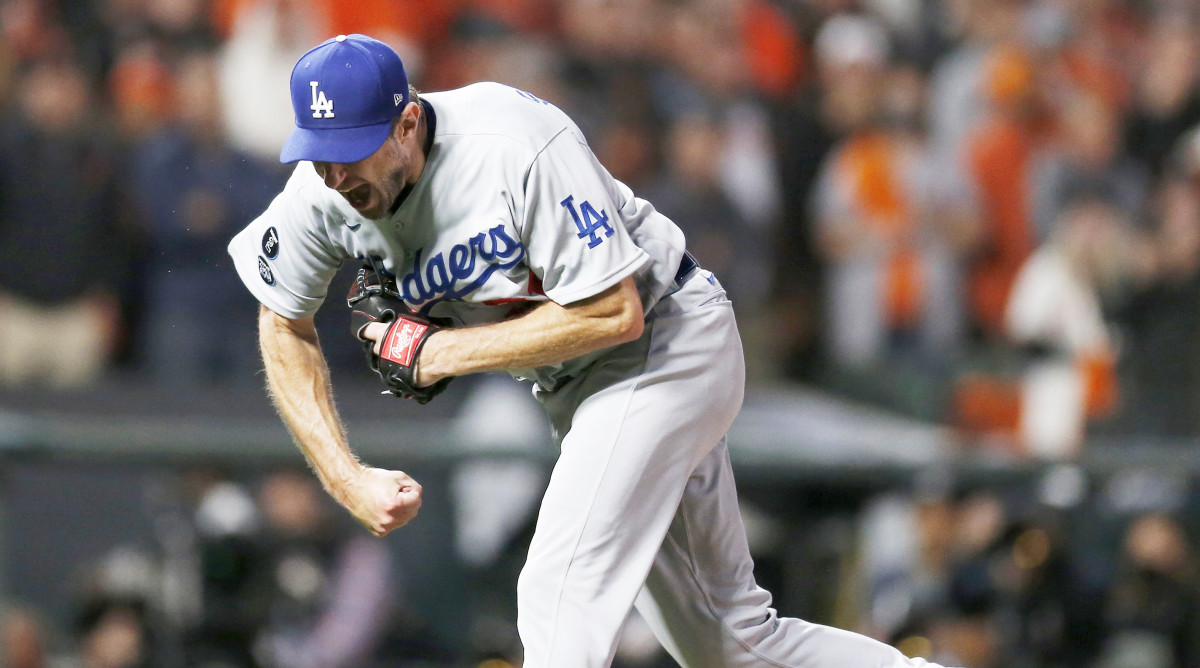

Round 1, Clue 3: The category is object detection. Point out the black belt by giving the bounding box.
[674,251,698,284]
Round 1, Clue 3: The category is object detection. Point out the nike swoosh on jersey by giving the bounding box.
[331,213,362,231]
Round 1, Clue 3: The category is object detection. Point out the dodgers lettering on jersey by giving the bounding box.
[228,82,686,387]
[400,223,526,311]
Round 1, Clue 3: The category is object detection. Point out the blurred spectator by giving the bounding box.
[933,490,1105,667]
[857,488,958,644]
[143,0,221,49]
[557,0,785,325]
[185,475,263,667]
[556,0,660,71]
[1123,17,1200,180]
[1,603,51,668]
[656,2,783,233]
[1112,137,1200,436]
[1045,0,1135,115]
[553,0,664,148]
[429,16,564,107]
[250,469,396,668]
[954,111,1143,452]
[1032,90,1149,240]
[810,60,976,416]
[216,0,329,162]
[858,487,1011,667]
[0,0,70,71]
[1007,518,1107,667]
[182,469,400,668]
[67,545,164,668]
[738,0,803,102]
[1004,197,1132,457]
[930,492,1009,668]
[963,46,1048,342]
[925,0,1026,179]
[131,50,285,386]
[642,112,763,306]
[107,42,175,142]
[771,12,891,382]
[1098,513,1200,668]
[0,57,135,388]
[92,0,219,62]
[592,115,658,194]
[74,598,154,668]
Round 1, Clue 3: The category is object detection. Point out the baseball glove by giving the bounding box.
[347,266,452,404]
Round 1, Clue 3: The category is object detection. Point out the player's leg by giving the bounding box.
[633,436,953,668]
[518,276,745,668]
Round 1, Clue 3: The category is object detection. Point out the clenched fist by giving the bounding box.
[339,466,423,536]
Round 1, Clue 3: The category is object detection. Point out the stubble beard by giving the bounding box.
[376,141,412,219]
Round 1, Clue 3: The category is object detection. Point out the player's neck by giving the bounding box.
[417,99,433,159]
[391,98,434,214]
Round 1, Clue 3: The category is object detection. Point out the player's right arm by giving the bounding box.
[227,167,417,535]
[257,304,422,536]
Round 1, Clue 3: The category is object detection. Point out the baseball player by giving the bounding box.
[227,34,959,668]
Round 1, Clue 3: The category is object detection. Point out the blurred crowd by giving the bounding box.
[846,464,1200,668]
[6,463,1200,668]
[10,0,1200,666]
[4,0,1200,454]
[0,467,459,668]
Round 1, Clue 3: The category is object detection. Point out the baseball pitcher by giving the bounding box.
[227,33,960,668]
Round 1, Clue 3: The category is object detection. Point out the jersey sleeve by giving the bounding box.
[519,129,650,305]
[227,179,345,320]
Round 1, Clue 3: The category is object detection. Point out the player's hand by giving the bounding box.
[362,321,388,354]
[348,266,452,403]
[361,321,442,387]
[341,466,423,536]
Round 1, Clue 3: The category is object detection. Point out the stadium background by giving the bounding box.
[4,0,1200,666]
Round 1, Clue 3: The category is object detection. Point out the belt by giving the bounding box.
[674,251,699,284]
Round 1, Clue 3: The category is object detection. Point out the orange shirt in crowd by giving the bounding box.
[742,0,803,99]
[967,116,1037,338]
[209,0,460,48]
[839,131,923,330]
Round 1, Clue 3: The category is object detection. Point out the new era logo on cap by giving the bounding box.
[280,34,411,165]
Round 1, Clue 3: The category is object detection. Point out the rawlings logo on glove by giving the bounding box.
[383,319,427,367]
[347,266,452,404]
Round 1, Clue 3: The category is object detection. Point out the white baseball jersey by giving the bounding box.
[228,80,956,668]
[227,82,685,389]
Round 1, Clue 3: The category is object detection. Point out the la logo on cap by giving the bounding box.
[310,81,334,118]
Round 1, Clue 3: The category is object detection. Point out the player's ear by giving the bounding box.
[395,103,419,139]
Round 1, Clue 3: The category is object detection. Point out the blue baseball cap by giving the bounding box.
[280,34,410,164]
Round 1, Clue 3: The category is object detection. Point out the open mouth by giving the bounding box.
[342,184,371,210]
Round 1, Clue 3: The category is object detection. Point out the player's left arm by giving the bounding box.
[361,274,642,385]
